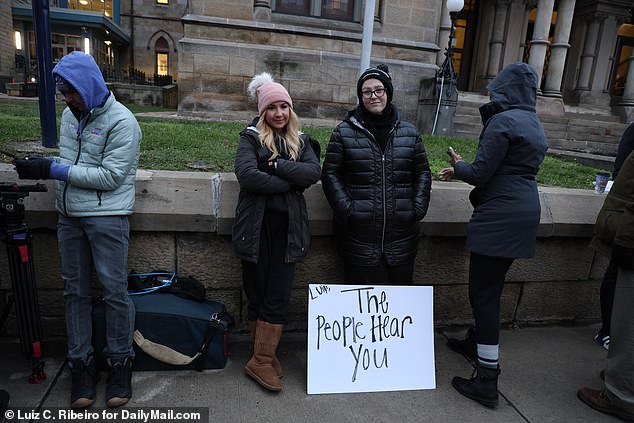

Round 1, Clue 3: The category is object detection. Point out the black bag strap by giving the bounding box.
[194,313,223,371]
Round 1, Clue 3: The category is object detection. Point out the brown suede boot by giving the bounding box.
[245,320,283,391]
[248,320,283,379]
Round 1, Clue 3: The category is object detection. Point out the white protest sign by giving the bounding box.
[307,284,435,394]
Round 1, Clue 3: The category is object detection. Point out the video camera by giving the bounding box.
[0,183,48,230]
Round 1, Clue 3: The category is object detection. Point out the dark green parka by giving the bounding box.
[591,150,634,259]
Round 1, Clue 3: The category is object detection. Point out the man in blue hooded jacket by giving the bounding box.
[15,51,141,408]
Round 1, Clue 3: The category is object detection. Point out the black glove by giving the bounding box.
[14,157,52,180]
[257,160,276,175]
[612,244,634,270]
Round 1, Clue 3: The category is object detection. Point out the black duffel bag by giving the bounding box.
[92,292,233,371]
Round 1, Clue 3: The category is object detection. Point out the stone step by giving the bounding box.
[549,139,618,156]
[547,148,614,171]
[453,91,627,157]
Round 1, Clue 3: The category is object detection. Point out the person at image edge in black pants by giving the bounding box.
[593,121,634,351]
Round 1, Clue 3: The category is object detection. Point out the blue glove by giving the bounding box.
[49,162,70,182]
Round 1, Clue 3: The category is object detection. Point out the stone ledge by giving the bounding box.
[0,164,605,236]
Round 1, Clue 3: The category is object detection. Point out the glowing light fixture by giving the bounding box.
[14,31,22,50]
[79,0,89,5]
[84,37,90,55]
[446,0,464,13]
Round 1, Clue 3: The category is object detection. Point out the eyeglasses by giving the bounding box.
[361,88,386,99]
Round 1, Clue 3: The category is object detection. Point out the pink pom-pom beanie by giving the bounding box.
[257,82,293,115]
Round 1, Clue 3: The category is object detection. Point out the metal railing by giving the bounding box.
[100,66,173,86]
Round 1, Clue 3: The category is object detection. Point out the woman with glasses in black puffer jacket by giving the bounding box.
[322,64,432,285]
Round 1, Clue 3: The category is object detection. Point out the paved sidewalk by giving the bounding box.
[1,324,618,422]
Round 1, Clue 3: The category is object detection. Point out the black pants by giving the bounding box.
[242,211,295,325]
[599,260,618,337]
[469,252,514,345]
[344,255,415,285]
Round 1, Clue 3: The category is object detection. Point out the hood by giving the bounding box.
[52,52,109,113]
[487,62,538,111]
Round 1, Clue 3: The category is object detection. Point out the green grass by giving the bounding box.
[138,118,242,172]
[0,99,602,189]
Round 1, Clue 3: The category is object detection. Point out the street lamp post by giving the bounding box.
[432,0,464,135]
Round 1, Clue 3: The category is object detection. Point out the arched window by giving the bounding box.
[155,37,169,76]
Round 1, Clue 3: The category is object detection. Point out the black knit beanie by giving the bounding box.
[357,64,393,105]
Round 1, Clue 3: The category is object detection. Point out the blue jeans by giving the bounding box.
[58,215,135,362]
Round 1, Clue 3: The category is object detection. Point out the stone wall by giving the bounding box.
[108,82,177,107]
[118,0,187,80]
[0,165,607,339]
[177,15,438,122]
[0,1,14,78]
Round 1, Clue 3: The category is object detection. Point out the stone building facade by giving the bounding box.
[1,0,633,122]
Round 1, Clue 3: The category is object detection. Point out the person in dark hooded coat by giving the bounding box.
[440,62,548,408]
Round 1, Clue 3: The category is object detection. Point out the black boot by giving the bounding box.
[69,356,99,409]
[452,364,500,408]
[447,327,477,361]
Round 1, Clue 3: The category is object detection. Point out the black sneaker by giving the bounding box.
[447,327,478,361]
[69,356,99,409]
[106,357,132,408]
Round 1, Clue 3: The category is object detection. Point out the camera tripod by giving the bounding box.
[0,182,48,383]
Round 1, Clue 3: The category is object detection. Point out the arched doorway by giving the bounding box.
[454,0,479,91]
[154,36,169,77]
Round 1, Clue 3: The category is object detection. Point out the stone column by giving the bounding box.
[0,1,14,77]
[527,0,555,85]
[253,0,272,21]
[485,0,513,83]
[617,49,634,121]
[517,0,536,62]
[542,0,576,97]
[574,14,604,92]
[437,1,451,67]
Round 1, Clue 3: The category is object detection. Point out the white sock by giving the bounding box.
[477,343,499,368]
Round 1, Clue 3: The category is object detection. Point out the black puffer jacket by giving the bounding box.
[232,124,321,264]
[321,106,431,266]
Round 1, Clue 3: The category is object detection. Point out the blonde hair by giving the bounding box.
[256,108,302,161]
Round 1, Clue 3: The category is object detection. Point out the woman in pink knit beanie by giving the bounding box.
[232,72,321,392]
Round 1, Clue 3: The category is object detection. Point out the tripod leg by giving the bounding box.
[6,227,46,383]
[0,295,14,332]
